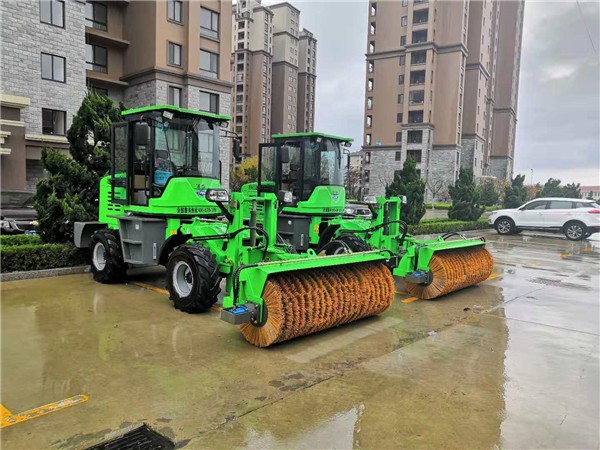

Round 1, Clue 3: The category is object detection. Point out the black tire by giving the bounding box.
[494,217,515,235]
[90,229,128,284]
[585,232,592,239]
[166,244,221,313]
[564,221,587,241]
[325,234,370,255]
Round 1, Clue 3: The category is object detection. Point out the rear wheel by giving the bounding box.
[325,234,370,255]
[564,221,587,241]
[90,229,128,284]
[494,217,515,235]
[166,245,221,313]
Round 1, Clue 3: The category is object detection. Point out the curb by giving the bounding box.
[1,266,90,282]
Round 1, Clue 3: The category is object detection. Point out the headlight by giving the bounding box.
[343,208,354,215]
[206,189,230,202]
[362,195,377,204]
[278,190,293,204]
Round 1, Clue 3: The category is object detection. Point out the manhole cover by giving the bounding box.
[86,425,174,450]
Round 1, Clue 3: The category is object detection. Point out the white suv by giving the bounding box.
[488,198,600,241]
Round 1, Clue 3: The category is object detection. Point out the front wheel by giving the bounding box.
[90,229,128,283]
[564,221,587,241]
[166,245,221,313]
[494,217,515,235]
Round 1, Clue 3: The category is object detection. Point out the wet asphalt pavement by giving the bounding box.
[1,230,598,449]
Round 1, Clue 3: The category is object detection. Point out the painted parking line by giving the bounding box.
[0,395,89,429]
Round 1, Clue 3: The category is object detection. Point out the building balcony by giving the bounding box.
[86,70,128,88]
[85,27,130,48]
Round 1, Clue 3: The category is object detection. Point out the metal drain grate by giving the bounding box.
[86,425,174,450]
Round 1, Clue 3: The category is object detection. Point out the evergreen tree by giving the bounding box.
[448,168,485,221]
[563,182,581,198]
[34,93,122,243]
[480,179,499,206]
[539,178,564,197]
[503,174,528,208]
[385,157,426,224]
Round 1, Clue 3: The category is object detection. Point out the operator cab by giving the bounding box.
[110,104,230,210]
[257,132,352,214]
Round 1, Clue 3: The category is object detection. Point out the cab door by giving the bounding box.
[258,143,279,194]
[110,122,129,205]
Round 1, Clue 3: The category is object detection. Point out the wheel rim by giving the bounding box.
[173,261,194,297]
[92,242,107,271]
[497,220,511,234]
[567,224,583,239]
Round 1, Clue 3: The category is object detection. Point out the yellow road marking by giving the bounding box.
[395,290,409,295]
[130,281,169,295]
[485,273,501,281]
[401,296,420,303]
[0,395,89,429]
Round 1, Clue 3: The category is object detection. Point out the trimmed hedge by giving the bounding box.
[0,234,42,246]
[1,243,88,273]
[409,219,489,236]
[424,202,451,210]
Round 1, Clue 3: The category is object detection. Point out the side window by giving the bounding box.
[522,201,547,210]
[548,200,573,210]
[111,123,128,203]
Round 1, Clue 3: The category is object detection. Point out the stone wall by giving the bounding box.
[0,0,87,134]
[490,156,512,180]
[461,137,485,177]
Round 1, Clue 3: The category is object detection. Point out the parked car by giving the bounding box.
[0,190,38,234]
[488,197,600,241]
[343,203,373,220]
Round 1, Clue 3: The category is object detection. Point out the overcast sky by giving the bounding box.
[264,0,600,186]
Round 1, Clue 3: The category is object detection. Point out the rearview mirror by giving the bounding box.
[134,122,150,146]
[233,139,241,161]
[280,146,290,164]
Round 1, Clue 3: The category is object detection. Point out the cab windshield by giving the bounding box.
[303,138,343,196]
[153,116,220,182]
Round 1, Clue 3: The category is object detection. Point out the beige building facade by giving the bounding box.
[231,1,316,157]
[1,0,234,192]
[361,0,524,197]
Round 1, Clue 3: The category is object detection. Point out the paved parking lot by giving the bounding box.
[1,230,598,448]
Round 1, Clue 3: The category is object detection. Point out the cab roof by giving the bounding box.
[121,104,231,122]
[272,132,353,143]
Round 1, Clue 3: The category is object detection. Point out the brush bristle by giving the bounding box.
[240,261,395,347]
[405,246,494,300]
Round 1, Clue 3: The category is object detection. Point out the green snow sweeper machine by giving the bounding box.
[74,106,398,347]
[241,132,493,300]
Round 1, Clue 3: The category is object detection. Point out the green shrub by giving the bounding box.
[1,243,88,273]
[409,219,489,236]
[424,202,451,210]
[448,168,485,221]
[0,234,42,246]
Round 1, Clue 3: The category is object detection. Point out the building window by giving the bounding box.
[201,7,220,39]
[42,108,66,135]
[408,110,424,123]
[398,74,405,85]
[370,2,377,16]
[89,85,108,96]
[168,0,182,23]
[411,50,427,65]
[363,170,370,183]
[366,115,372,128]
[412,30,428,44]
[402,0,408,6]
[401,16,407,26]
[407,130,423,144]
[397,113,403,123]
[409,90,425,104]
[399,55,405,66]
[413,9,429,24]
[395,132,402,142]
[369,41,375,53]
[366,134,372,146]
[367,97,373,110]
[41,53,65,82]
[400,35,406,46]
[407,150,422,162]
[40,0,64,27]
[368,61,374,73]
[395,151,401,161]
[200,50,219,78]
[367,79,373,91]
[370,22,376,35]
[168,86,181,107]
[199,91,219,113]
[168,42,182,67]
[398,94,404,104]
[85,2,107,31]
[86,44,107,73]
[410,70,426,85]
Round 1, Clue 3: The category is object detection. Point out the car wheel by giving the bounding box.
[494,217,515,235]
[564,221,587,241]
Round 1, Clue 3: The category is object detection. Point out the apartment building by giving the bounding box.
[0,0,233,192]
[231,1,316,157]
[361,0,524,197]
